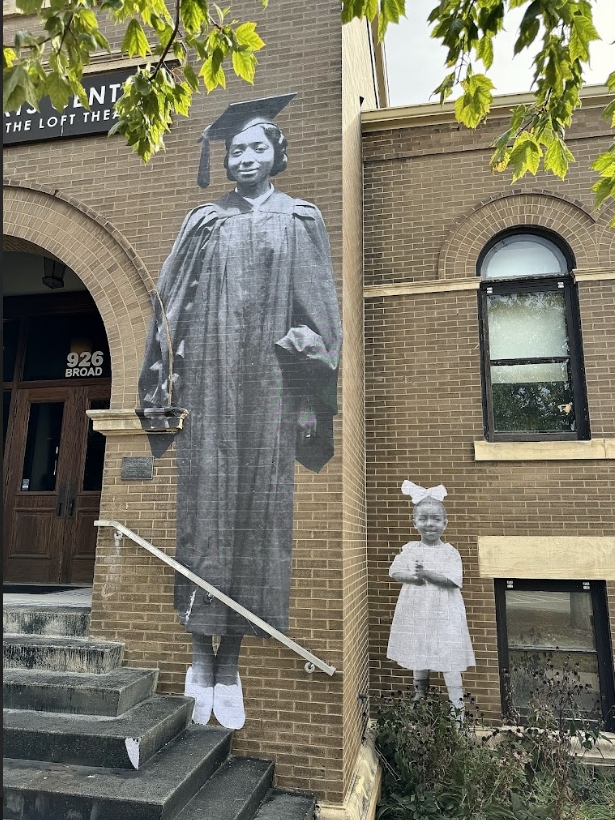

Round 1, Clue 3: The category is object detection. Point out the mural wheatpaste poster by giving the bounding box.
[387,482,475,721]
[138,93,342,730]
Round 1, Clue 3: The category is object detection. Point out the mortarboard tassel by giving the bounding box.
[197,126,211,188]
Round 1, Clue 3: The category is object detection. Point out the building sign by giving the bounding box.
[4,69,133,146]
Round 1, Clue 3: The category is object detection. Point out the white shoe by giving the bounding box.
[213,673,245,730]
[184,666,213,725]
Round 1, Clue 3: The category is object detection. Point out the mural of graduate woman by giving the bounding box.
[138,94,342,730]
[387,482,475,721]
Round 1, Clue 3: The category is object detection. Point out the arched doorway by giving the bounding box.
[3,244,111,585]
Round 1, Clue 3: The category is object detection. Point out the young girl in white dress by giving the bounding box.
[387,481,475,719]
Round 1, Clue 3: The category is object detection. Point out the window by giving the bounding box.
[478,230,589,441]
[495,579,615,731]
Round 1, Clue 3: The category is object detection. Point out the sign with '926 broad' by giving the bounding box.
[4,68,133,146]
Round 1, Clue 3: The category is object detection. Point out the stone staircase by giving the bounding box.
[3,601,315,820]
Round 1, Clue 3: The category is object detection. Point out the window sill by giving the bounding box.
[474,439,615,461]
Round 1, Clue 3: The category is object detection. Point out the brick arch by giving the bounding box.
[595,202,615,266]
[3,180,154,408]
[438,191,599,279]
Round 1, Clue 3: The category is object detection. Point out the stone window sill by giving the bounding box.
[474,439,615,461]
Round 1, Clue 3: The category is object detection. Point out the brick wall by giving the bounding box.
[363,102,615,720]
[4,1,377,803]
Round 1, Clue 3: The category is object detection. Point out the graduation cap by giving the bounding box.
[197,92,296,188]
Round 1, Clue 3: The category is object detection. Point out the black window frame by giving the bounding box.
[494,578,615,732]
[477,228,590,442]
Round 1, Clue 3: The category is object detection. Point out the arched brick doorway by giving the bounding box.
[3,183,153,586]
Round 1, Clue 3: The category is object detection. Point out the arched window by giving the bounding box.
[478,230,589,440]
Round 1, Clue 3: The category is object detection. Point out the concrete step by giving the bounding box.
[3,604,90,638]
[3,724,233,820]
[4,695,194,770]
[3,634,124,673]
[252,790,316,820]
[175,757,274,820]
[3,667,158,716]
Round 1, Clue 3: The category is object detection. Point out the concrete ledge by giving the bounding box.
[364,278,479,299]
[474,439,615,461]
[316,735,381,820]
[573,268,615,282]
[478,536,615,580]
[87,408,188,436]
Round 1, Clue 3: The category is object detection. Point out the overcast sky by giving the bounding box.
[384,0,615,107]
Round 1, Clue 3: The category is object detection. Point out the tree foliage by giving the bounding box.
[3,0,614,216]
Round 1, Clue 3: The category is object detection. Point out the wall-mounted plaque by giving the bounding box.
[121,456,154,481]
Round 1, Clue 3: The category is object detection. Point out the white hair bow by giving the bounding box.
[401,481,447,504]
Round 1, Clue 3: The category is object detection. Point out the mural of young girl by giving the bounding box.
[387,482,475,720]
[139,94,342,730]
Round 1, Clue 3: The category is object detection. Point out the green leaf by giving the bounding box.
[15,0,44,14]
[199,54,226,92]
[75,8,99,33]
[235,22,265,51]
[455,72,493,129]
[591,175,615,209]
[509,133,542,181]
[543,138,574,179]
[569,12,600,63]
[45,71,72,111]
[180,0,208,36]
[121,19,151,58]
[183,62,200,91]
[590,150,615,176]
[232,47,256,84]
[476,35,494,70]
[3,64,39,112]
[3,47,17,69]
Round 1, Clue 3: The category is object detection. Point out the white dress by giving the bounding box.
[386,541,475,672]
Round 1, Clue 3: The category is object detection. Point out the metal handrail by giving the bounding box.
[95,519,336,676]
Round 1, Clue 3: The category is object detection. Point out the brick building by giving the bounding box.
[3,0,614,814]
[363,90,615,733]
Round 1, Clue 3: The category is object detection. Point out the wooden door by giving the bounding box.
[3,385,109,584]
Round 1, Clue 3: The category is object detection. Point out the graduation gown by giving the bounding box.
[138,189,342,635]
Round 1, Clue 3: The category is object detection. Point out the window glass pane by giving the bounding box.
[487,292,568,360]
[23,313,110,381]
[506,590,595,651]
[3,391,12,449]
[504,590,602,723]
[82,398,109,491]
[21,402,64,492]
[3,320,20,382]
[508,650,601,722]
[482,235,568,280]
[491,363,575,433]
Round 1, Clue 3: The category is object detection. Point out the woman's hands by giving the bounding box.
[297,399,317,441]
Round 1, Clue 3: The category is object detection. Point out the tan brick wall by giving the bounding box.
[363,105,615,721]
[340,16,377,794]
[3,0,379,803]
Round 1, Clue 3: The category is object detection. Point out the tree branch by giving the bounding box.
[151,0,181,79]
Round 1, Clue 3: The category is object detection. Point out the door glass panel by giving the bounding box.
[491,361,575,433]
[487,291,568,360]
[3,391,11,449]
[505,590,602,723]
[82,398,110,491]
[21,402,64,491]
[3,320,20,382]
[23,313,111,381]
